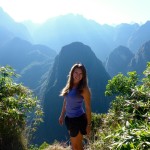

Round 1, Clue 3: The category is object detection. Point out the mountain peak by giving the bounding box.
[105,45,133,77]
[35,42,111,144]
[0,7,15,24]
[128,40,150,76]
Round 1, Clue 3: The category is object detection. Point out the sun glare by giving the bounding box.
[0,0,150,24]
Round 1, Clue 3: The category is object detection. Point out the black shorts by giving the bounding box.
[65,113,87,137]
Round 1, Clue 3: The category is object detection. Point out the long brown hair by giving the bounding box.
[60,63,88,96]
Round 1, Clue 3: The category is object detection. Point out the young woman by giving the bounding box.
[59,63,91,150]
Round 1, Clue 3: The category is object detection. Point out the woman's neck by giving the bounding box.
[72,84,78,88]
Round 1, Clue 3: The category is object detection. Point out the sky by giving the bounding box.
[0,0,150,25]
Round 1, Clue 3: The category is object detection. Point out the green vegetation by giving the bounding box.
[0,66,43,150]
[89,62,150,150]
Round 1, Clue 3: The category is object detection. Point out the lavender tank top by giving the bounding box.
[65,88,85,118]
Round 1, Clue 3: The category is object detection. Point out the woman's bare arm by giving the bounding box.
[59,98,66,125]
[82,87,91,134]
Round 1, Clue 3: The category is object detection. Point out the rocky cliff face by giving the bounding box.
[128,40,150,77]
[105,46,134,77]
[105,41,150,79]
[128,21,150,52]
[35,42,112,144]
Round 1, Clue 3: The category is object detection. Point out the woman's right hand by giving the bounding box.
[59,115,64,125]
[86,125,91,136]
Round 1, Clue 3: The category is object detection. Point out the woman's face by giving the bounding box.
[73,68,83,84]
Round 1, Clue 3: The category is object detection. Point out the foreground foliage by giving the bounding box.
[0,66,43,150]
[89,62,150,150]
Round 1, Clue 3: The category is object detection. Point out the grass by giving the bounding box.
[45,144,71,150]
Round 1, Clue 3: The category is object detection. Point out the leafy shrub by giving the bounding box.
[89,62,150,150]
[0,66,43,150]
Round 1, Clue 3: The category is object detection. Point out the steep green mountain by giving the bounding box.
[0,37,56,90]
[0,7,32,42]
[128,40,150,77]
[34,42,112,144]
[105,46,134,77]
[128,21,150,52]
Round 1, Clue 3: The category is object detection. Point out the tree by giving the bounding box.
[0,66,43,150]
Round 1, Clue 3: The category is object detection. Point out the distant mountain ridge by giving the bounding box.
[34,42,112,144]
[105,41,150,78]
[113,23,139,48]
[1,7,150,62]
[128,21,150,52]
[0,7,32,42]
[29,14,150,61]
[33,14,112,61]
[0,37,56,90]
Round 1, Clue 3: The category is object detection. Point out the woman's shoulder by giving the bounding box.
[83,86,90,91]
[82,86,91,96]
